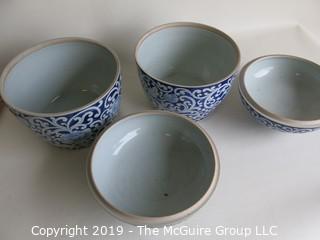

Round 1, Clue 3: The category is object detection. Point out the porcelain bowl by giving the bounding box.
[0,38,121,148]
[87,111,219,226]
[135,22,240,121]
[239,55,320,133]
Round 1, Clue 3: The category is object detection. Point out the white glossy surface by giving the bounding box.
[245,57,320,120]
[1,1,320,239]
[137,25,238,86]
[91,113,215,217]
[2,41,117,113]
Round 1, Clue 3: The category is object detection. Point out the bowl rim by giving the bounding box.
[0,37,121,117]
[135,22,240,88]
[87,110,220,225]
[239,54,320,128]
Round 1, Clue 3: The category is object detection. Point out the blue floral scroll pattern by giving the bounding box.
[240,95,317,133]
[139,68,236,121]
[10,76,121,149]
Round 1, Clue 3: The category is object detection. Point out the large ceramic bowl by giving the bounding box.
[0,38,121,148]
[239,55,320,133]
[87,111,219,226]
[135,22,240,121]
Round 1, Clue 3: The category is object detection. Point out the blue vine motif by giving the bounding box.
[138,68,236,121]
[240,94,317,133]
[10,76,122,149]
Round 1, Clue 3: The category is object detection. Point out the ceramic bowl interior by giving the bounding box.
[2,40,118,114]
[90,113,216,218]
[136,24,239,86]
[243,56,320,121]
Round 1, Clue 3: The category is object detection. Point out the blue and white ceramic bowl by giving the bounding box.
[0,38,121,148]
[239,55,320,133]
[87,111,219,226]
[135,22,240,121]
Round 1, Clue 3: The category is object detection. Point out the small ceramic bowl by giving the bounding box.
[87,111,219,226]
[0,38,121,148]
[239,55,320,133]
[135,22,240,121]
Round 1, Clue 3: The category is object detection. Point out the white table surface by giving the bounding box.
[0,1,320,239]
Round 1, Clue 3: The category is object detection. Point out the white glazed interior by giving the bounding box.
[136,25,239,86]
[2,40,118,114]
[91,113,215,217]
[244,56,320,121]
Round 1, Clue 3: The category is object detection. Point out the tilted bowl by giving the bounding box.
[239,55,320,133]
[0,38,121,148]
[135,22,240,121]
[87,111,220,226]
